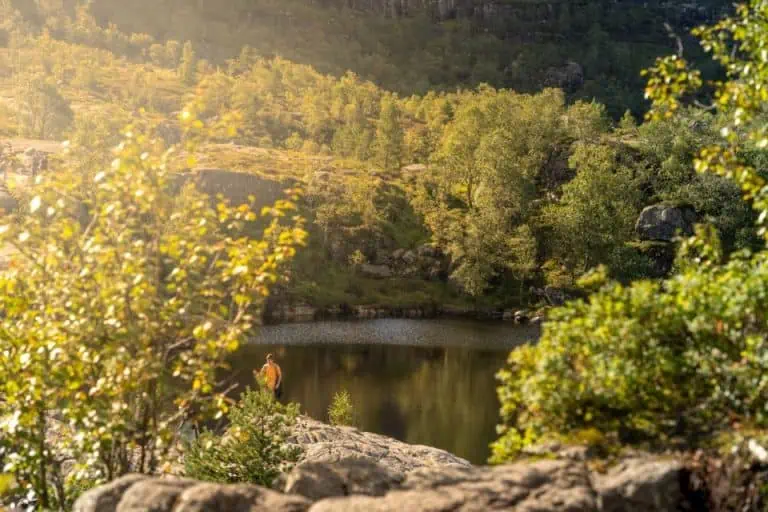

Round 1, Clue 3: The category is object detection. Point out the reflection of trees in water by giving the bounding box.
[393,349,504,463]
[230,343,507,463]
[377,398,407,440]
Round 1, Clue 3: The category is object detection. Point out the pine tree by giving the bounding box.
[374,94,404,171]
[618,109,637,132]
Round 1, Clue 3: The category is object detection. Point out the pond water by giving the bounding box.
[230,319,540,464]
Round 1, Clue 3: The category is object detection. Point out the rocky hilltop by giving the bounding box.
[74,418,700,512]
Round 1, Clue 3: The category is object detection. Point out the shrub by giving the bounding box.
[184,388,302,486]
[328,390,355,427]
[14,72,73,139]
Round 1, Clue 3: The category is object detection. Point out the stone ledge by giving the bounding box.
[74,454,685,512]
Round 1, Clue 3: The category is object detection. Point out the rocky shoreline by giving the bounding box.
[263,302,546,325]
[73,417,766,512]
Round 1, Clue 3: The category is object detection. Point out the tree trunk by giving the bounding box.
[37,408,50,510]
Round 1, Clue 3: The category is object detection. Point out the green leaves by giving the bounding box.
[0,114,306,507]
[493,0,768,464]
[328,389,356,427]
[542,142,642,276]
[184,388,301,487]
[418,87,570,295]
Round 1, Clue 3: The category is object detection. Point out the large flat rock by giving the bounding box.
[289,417,471,475]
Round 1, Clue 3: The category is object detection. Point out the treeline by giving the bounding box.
[186,48,759,298]
[0,5,759,307]
[10,0,731,118]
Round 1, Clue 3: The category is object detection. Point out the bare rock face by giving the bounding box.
[636,203,697,242]
[309,460,598,512]
[544,61,584,92]
[74,474,149,512]
[359,263,394,279]
[288,418,471,475]
[595,458,684,512]
[74,475,310,512]
[117,478,198,512]
[279,458,404,501]
[171,168,290,209]
[172,483,309,512]
[0,189,18,214]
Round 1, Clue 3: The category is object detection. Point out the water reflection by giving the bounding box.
[230,319,539,464]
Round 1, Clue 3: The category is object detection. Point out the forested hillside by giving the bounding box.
[0,1,759,314]
[22,0,730,117]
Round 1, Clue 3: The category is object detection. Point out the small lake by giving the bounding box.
[230,319,540,464]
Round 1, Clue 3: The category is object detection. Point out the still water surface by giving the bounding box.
[231,319,540,464]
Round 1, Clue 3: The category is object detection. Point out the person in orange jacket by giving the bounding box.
[257,353,283,398]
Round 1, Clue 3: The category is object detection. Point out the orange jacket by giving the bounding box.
[260,361,282,390]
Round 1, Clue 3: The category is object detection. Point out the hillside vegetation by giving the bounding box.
[1,0,768,508]
[0,2,759,314]
[80,0,731,118]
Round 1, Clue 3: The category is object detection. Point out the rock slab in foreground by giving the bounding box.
[74,419,686,512]
[279,458,404,501]
[74,475,310,512]
[595,458,684,512]
[309,459,596,512]
[75,458,686,512]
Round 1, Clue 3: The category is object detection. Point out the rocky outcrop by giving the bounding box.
[288,418,470,474]
[173,168,291,208]
[595,458,684,512]
[530,286,571,306]
[310,460,598,512]
[73,411,739,512]
[387,244,448,281]
[74,456,690,512]
[0,189,18,214]
[278,458,403,501]
[544,61,584,93]
[359,263,394,279]
[74,475,310,512]
[263,302,543,323]
[636,203,697,242]
[630,240,677,278]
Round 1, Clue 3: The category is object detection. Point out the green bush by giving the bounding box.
[492,0,768,463]
[492,247,768,462]
[0,113,305,508]
[184,388,302,486]
[328,390,355,427]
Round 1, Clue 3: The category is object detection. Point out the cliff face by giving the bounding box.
[317,0,725,27]
[80,0,732,116]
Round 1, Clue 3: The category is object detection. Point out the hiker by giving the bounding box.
[257,353,283,398]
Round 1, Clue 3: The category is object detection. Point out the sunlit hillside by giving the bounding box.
[21,0,732,117]
[0,2,758,313]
